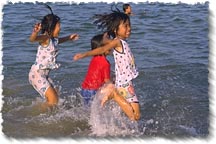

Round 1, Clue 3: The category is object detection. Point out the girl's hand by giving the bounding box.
[33,23,41,33]
[73,53,85,61]
[69,34,79,41]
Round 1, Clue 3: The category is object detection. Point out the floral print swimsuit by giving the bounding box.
[29,38,60,98]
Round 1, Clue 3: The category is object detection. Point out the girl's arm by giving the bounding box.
[29,23,48,43]
[73,38,120,61]
[58,34,79,44]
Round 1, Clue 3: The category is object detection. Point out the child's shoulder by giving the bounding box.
[112,38,123,48]
[39,37,52,47]
[113,37,123,43]
[115,38,127,42]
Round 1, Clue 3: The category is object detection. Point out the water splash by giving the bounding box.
[89,83,140,137]
[3,90,92,138]
[178,125,198,136]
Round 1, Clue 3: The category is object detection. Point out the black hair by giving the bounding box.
[93,5,130,38]
[40,4,60,36]
[91,34,104,50]
[123,3,130,12]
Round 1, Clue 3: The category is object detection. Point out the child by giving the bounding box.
[29,5,79,109]
[81,33,112,105]
[123,3,133,16]
[73,9,140,121]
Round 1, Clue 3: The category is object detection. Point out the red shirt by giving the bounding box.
[82,55,110,90]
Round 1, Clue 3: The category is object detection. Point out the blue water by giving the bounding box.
[1,2,209,138]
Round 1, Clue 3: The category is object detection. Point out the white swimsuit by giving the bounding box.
[29,38,60,98]
[113,39,139,103]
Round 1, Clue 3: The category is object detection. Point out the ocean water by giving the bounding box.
[1,2,209,138]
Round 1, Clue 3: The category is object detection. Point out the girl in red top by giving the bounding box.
[81,33,111,105]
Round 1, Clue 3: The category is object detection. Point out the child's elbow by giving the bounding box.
[29,37,35,43]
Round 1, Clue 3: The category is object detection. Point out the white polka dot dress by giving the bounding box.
[113,39,139,87]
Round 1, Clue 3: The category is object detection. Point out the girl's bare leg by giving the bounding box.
[45,86,58,105]
[40,86,58,112]
[112,92,136,121]
[101,90,140,121]
[130,103,140,120]
[100,83,115,106]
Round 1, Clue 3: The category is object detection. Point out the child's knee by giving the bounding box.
[129,113,140,121]
[48,97,58,105]
[135,113,140,121]
[45,87,58,105]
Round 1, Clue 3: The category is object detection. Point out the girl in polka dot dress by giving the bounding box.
[73,9,140,121]
[29,5,79,110]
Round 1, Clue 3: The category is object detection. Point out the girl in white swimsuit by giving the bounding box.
[73,8,140,121]
[29,4,79,109]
